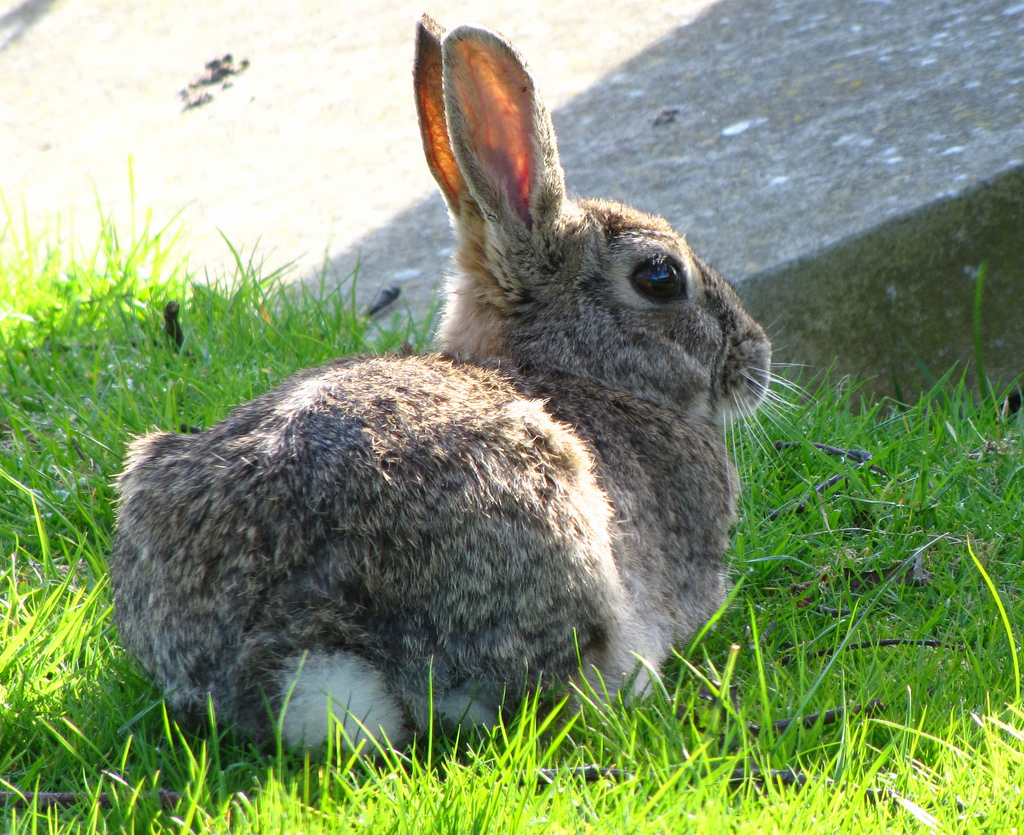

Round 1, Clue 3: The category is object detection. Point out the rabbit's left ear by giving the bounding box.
[441,25,566,233]
[415,14,472,216]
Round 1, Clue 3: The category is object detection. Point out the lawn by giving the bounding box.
[1,213,1022,833]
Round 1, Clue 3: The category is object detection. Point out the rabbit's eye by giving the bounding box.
[630,258,686,301]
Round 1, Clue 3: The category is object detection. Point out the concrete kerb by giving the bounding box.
[739,162,1024,400]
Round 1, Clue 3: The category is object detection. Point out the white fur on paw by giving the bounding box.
[436,683,499,731]
[278,651,406,750]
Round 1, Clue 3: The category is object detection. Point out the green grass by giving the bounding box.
[1,214,1023,833]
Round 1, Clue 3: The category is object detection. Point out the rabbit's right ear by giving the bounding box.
[414,15,472,217]
[441,25,567,235]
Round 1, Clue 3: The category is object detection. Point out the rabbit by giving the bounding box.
[109,14,772,752]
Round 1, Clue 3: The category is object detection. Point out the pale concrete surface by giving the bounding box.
[1,0,712,280]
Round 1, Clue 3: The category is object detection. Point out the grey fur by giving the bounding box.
[109,16,772,747]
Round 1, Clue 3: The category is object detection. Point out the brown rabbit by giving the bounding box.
[109,15,771,752]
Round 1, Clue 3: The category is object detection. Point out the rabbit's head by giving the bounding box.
[415,16,770,423]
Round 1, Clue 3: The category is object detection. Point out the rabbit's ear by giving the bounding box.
[415,15,473,216]
[441,26,566,233]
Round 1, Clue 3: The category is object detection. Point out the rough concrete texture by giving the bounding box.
[740,164,1024,398]
[3,0,1024,397]
[1,0,713,280]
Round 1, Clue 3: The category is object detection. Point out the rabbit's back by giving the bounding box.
[111,354,627,740]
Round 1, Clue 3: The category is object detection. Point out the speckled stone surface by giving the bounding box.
[557,0,1024,280]
[740,165,1024,398]
[0,0,713,292]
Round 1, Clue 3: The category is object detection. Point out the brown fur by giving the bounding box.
[109,16,771,746]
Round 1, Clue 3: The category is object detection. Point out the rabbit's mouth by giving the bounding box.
[718,328,772,423]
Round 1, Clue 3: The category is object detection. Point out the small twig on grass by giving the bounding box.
[532,761,910,801]
[535,701,885,788]
[533,763,814,788]
[729,765,808,788]
[0,790,183,809]
[769,440,889,519]
[677,698,886,741]
[787,543,937,612]
[774,441,873,465]
[779,639,956,667]
[535,764,633,785]
[812,604,852,617]
[734,765,958,823]
[69,435,87,462]
[163,301,184,349]
[844,551,936,592]
[366,285,402,317]
[747,698,885,736]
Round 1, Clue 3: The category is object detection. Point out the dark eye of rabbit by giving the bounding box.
[630,258,686,301]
